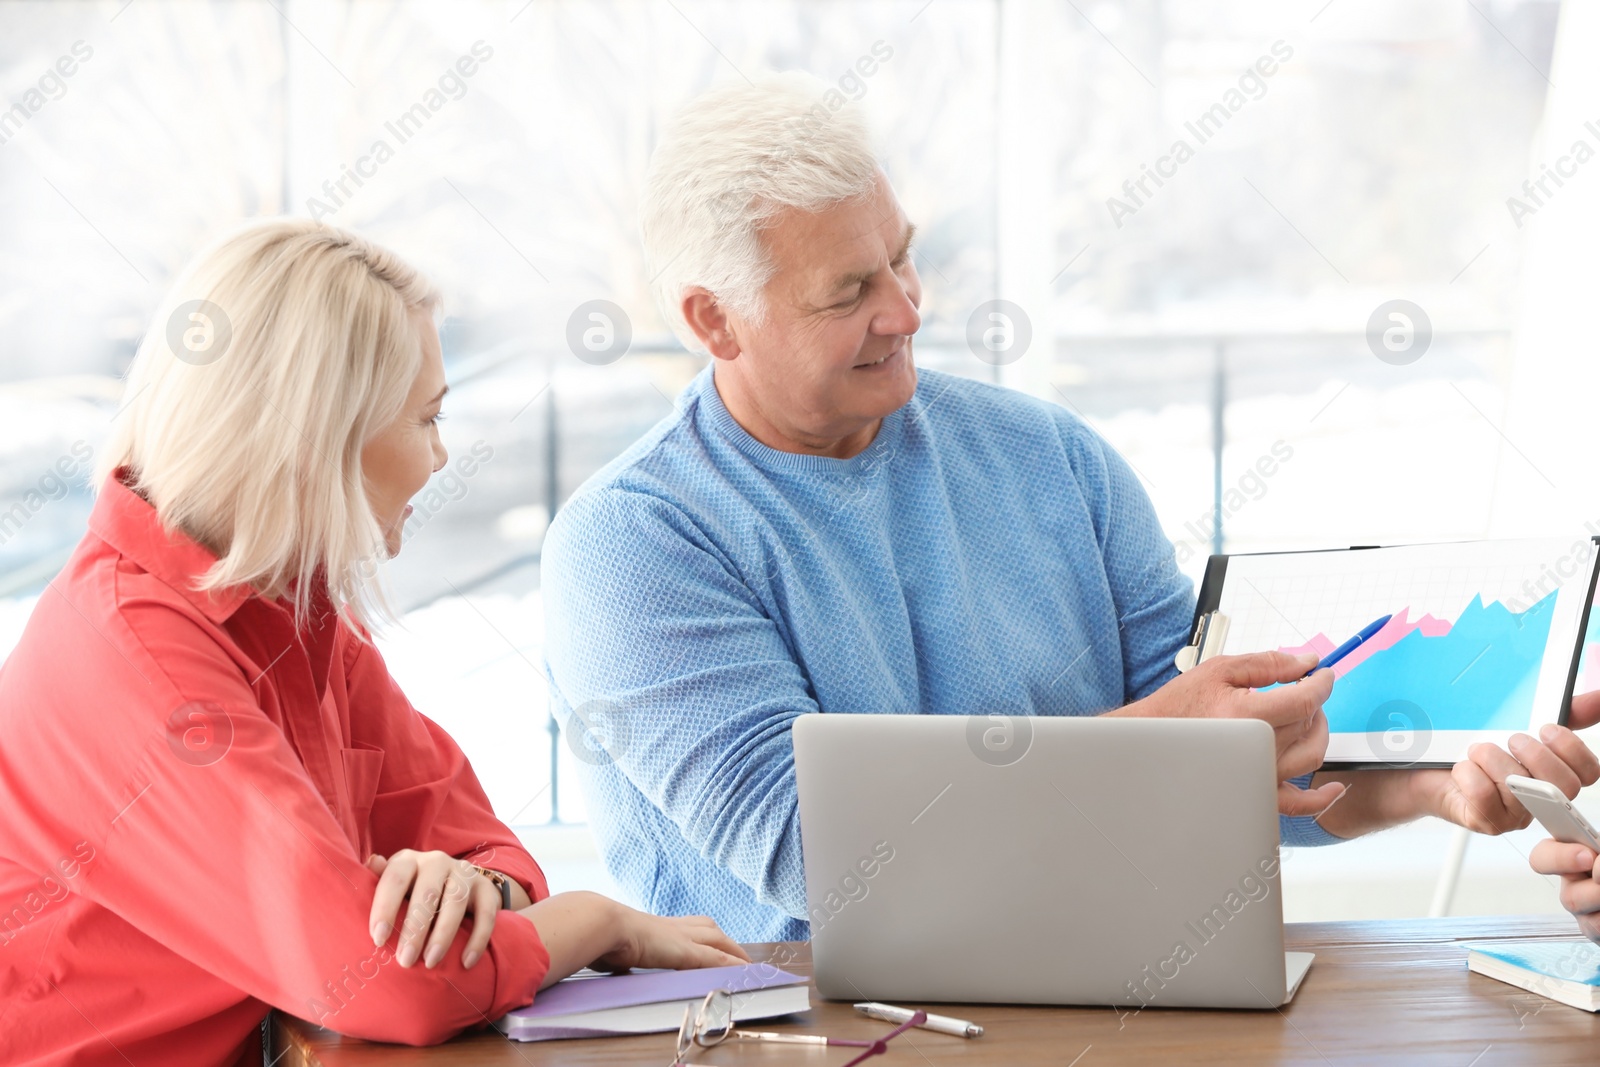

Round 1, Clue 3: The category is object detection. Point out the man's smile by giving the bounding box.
[854,342,908,369]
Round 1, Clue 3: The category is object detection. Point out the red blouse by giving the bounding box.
[0,475,551,1065]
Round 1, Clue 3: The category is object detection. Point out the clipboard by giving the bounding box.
[1177,537,1600,768]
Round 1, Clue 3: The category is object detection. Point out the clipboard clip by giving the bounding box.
[1175,611,1229,672]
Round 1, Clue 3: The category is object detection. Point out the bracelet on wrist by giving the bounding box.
[477,866,513,910]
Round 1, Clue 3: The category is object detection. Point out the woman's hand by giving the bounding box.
[596,910,752,973]
[522,891,750,988]
[1530,840,1600,944]
[367,850,502,970]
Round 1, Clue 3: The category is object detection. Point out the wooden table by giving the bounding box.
[269,915,1600,1065]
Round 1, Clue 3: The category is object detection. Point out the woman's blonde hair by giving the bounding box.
[97,218,439,630]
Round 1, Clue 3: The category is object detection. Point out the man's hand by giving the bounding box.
[1569,690,1600,732]
[1530,840,1600,945]
[1115,651,1343,817]
[1317,725,1600,839]
[1423,728,1600,834]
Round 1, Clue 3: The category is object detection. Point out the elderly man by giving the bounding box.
[542,73,1599,941]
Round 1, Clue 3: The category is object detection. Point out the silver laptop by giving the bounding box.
[792,714,1314,1009]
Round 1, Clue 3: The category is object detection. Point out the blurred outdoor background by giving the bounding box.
[2,0,1599,923]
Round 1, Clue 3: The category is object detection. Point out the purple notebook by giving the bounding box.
[495,964,811,1042]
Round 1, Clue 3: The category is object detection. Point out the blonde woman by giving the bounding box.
[0,219,746,1066]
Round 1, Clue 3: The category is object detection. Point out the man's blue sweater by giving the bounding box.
[541,365,1335,941]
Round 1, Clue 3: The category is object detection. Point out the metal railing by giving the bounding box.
[0,327,1515,827]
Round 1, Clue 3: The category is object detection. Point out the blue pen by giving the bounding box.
[1305,614,1393,676]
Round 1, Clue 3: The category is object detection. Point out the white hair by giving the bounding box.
[98,218,439,631]
[641,71,882,352]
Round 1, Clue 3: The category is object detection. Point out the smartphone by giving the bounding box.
[1505,775,1600,851]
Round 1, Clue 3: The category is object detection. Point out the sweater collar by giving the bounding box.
[694,365,908,476]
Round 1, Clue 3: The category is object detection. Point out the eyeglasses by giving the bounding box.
[672,988,925,1066]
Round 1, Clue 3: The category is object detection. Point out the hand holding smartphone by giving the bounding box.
[1505,775,1600,851]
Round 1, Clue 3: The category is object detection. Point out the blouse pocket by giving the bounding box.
[340,743,386,858]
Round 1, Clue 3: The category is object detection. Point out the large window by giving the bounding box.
[1,0,1589,916]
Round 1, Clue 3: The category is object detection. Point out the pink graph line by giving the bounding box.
[1278,607,1454,678]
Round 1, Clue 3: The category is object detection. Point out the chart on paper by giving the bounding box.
[1214,538,1593,740]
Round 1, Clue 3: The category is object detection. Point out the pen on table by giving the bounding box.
[1302,613,1392,678]
[855,1001,984,1038]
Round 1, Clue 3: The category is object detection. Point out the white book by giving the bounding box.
[1465,938,1600,1012]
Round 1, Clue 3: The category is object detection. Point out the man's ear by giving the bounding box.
[681,288,742,361]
